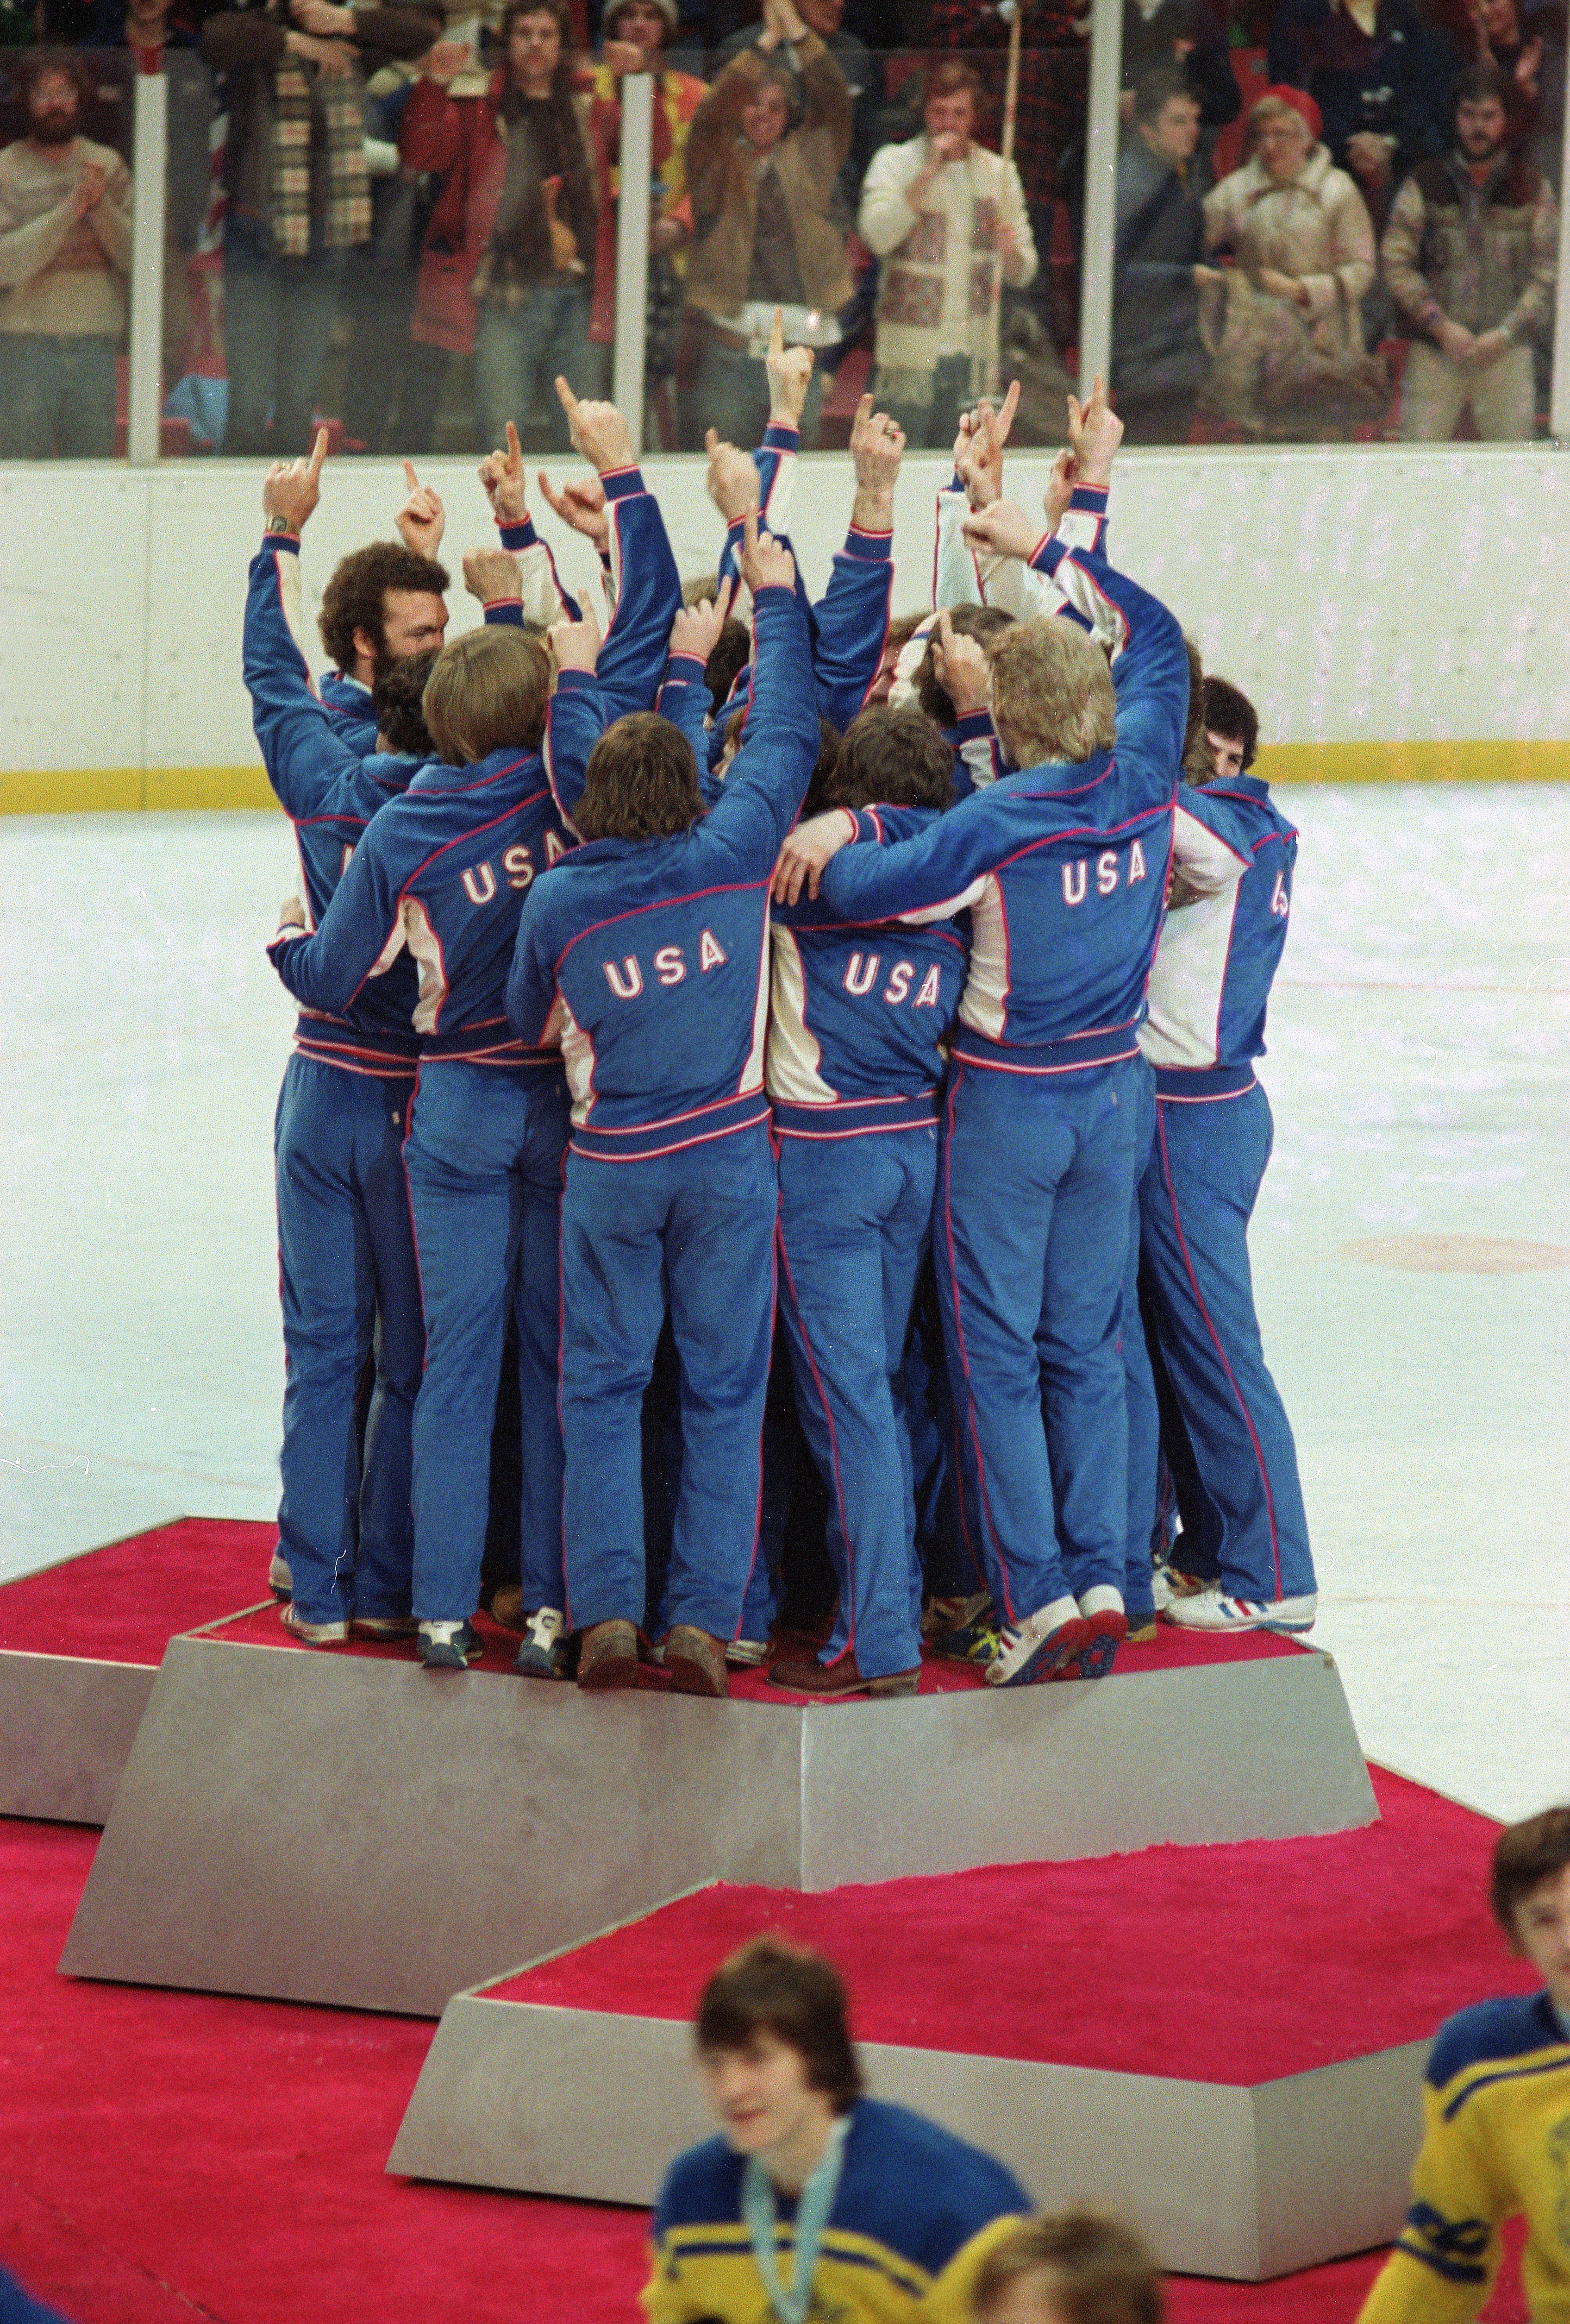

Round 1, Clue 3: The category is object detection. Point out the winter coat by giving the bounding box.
[1381,145,1557,341]
[1203,141,1376,350]
[1113,132,1209,397]
[681,34,852,322]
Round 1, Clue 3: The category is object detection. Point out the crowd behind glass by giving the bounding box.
[0,0,1560,456]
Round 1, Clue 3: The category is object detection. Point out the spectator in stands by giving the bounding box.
[644,1937,1031,2323]
[585,0,703,446]
[400,0,602,457]
[1119,0,1240,146]
[923,0,1088,264]
[1446,0,1567,180]
[0,53,132,459]
[1113,66,1220,443]
[200,0,439,456]
[1201,87,1382,438]
[677,0,851,450]
[858,59,1037,449]
[1267,0,1451,233]
[1382,65,1555,440]
[711,0,884,209]
[970,2211,1164,2324]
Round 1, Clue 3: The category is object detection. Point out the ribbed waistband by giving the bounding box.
[570,1092,770,1162]
[419,1025,558,1068]
[293,1015,417,1078]
[951,1024,1141,1077]
[1153,1062,1257,1102]
[771,1090,940,1139]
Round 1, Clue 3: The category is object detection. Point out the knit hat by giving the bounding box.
[605,0,678,29]
[1251,82,1324,140]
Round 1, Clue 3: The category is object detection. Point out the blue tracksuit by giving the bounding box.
[768,866,970,1677]
[318,666,379,755]
[818,538,1187,1631]
[507,579,820,1642]
[269,470,679,1628]
[709,421,894,766]
[1132,775,1315,1605]
[246,531,425,1629]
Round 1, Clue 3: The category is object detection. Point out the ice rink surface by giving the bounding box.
[2,788,1566,1823]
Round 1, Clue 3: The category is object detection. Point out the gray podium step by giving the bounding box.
[58,1634,1374,2016]
[0,1651,157,1824]
[388,1982,1426,2281]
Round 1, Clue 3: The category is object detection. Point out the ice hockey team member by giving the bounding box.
[247,432,431,1646]
[506,511,820,1699]
[643,1936,1030,2323]
[773,381,1187,1690]
[765,703,970,1698]
[270,389,681,1675]
[314,464,452,749]
[1357,1803,1570,2324]
[1133,676,1318,1634]
[970,2210,1164,2324]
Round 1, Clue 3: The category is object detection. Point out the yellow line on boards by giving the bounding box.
[3,742,1570,813]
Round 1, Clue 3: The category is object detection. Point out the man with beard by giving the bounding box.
[0,54,132,458]
[1382,64,1557,439]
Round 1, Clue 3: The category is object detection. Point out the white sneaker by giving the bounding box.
[514,1605,569,1679]
[1164,1589,1317,1634]
[726,1638,770,1668]
[280,1602,348,1647]
[983,1595,1087,1688]
[269,1550,292,1602]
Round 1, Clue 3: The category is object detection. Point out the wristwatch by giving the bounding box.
[266,512,294,533]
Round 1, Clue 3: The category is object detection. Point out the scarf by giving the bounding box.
[270,54,370,258]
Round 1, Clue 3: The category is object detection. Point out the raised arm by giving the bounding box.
[244,433,375,819]
[807,395,901,729]
[704,519,821,873]
[556,378,682,720]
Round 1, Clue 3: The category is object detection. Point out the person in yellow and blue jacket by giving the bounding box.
[642,1936,1031,2323]
[1358,1803,1570,2324]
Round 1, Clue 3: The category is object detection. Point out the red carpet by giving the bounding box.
[0,1517,1304,1695]
[489,1765,1537,2082]
[0,1520,275,1664]
[0,1815,1530,2324]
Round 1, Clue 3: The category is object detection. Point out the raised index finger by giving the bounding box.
[769,305,784,364]
[403,458,419,492]
[505,420,522,469]
[995,377,1021,444]
[307,427,329,484]
[554,375,580,420]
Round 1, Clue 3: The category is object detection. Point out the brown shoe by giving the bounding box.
[576,1619,641,1690]
[769,1648,919,1699]
[664,1624,729,1698]
[489,1583,525,1633]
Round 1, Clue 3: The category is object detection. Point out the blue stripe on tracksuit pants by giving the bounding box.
[936,1053,1145,1626]
[402,1058,570,1624]
[1119,1063,1161,1624]
[559,1121,778,1641]
[775,1125,935,1680]
[274,1052,423,1626]
[1134,1081,1314,1603]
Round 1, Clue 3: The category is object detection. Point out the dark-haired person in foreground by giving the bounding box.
[270,391,679,1675]
[246,432,436,1645]
[643,1936,1029,2322]
[506,512,819,1699]
[1357,1803,1570,2324]
[764,702,970,1697]
[970,2210,1163,2324]
[313,467,453,749]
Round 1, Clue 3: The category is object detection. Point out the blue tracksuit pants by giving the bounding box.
[559,1122,778,1639]
[402,1059,570,1623]
[274,1053,422,1626]
[936,1054,1145,1625]
[1136,1082,1315,1602]
[776,1126,935,1678]
[1119,1066,1161,1624]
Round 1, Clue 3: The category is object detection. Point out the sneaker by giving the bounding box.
[269,1551,293,1602]
[280,1602,348,1647]
[513,1606,570,1680]
[1152,1562,1214,1611]
[921,1590,993,1639]
[984,1599,1090,1688]
[351,1614,418,1640]
[489,1583,525,1633]
[664,1624,729,1698]
[928,1614,1006,1669]
[1164,1589,1318,1634]
[1072,1587,1128,1680]
[577,1618,641,1690]
[418,1619,483,1670]
[1125,1618,1158,1645]
[726,1637,772,1668]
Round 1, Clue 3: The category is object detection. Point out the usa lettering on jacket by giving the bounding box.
[600,930,731,998]
[460,832,568,906]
